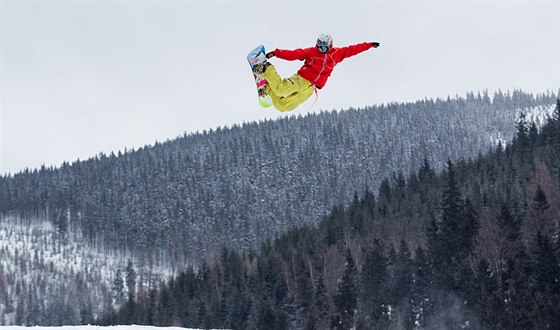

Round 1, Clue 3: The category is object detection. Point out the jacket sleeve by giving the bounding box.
[273,47,313,61]
[334,42,373,62]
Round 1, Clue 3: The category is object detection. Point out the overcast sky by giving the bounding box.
[1,0,559,175]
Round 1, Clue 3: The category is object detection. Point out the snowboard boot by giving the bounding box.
[252,61,270,75]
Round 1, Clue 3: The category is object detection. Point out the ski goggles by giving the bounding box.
[317,44,330,53]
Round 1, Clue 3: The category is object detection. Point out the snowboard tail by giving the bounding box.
[247,45,273,108]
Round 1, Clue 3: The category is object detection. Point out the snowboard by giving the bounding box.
[247,45,273,108]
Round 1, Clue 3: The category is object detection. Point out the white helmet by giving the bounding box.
[316,34,333,53]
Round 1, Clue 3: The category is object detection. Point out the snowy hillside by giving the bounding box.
[0,218,171,325]
[525,103,555,124]
[489,104,555,146]
[0,326,219,330]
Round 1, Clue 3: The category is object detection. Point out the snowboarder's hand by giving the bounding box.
[266,51,275,59]
[372,42,380,48]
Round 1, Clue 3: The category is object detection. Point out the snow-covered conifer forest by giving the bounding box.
[0,89,558,327]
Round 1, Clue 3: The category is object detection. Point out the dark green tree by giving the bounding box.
[312,273,330,330]
[390,239,414,328]
[497,204,521,241]
[532,185,550,214]
[531,232,560,290]
[496,204,524,268]
[472,258,502,329]
[333,249,357,329]
[428,160,464,291]
[410,246,432,328]
[359,240,388,328]
[112,269,124,307]
[543,98,560,136]
[294,253,314,313]
[529,232,560,328]
[418,158,435,184]
[361,185,376,233]
[459,198,479,258]
[389,239,413,305]
[500,255,534,329]
[377,179,392,217]
[125,259,136,301]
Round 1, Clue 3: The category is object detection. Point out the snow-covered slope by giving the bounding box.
[489,104,555,146]
[0,218,172,325]
[525,104,555,125]
[0,326,220,330]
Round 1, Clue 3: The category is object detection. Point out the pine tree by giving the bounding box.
[360,240,388,327]
[516,112,529,142]
[428,160,463,291]
[361,185,376,233]
[377,179,392,217]
[496,204,524,268]
[531,232,560,295]
[112,269,125,307]
[501,254,534,329]
[391,240,414,329]
[348,191,366,235]
[529,232,560,328]
[410,246,432,329]
[390,239,413,306]
[544,98,560,146]
[256,299,284,330]
[472,258,502,329]
[125,259,136,301]
[532,185,550,214]
[312,274,329,330]
[294,253,313,311]
[497,204,522,242]
[530,185,552,236]
[333,249,357,329]
[514,111,534,173]
[459,198,479,259]
[418,158,435,184]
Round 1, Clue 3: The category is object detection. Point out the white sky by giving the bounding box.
[1,0,559,175]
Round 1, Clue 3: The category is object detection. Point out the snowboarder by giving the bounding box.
[253,34,380,112]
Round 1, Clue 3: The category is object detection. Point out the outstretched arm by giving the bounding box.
[335,42,379,62]
[270,48,313,61]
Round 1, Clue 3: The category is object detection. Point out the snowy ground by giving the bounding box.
[0,326,226,330]
[489,104,556,146]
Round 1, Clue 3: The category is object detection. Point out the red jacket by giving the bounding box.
[273,42,373,89]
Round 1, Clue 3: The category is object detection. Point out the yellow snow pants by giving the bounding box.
[261,64,315,112]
